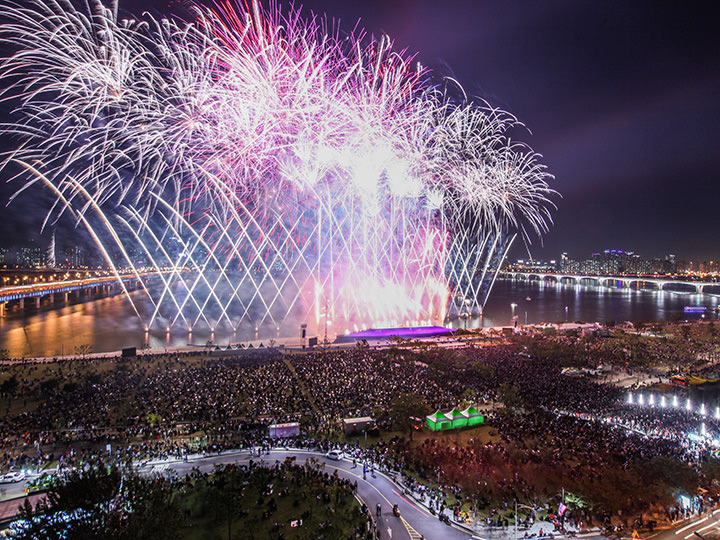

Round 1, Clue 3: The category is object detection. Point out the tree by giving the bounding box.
[708,320,719,339]
[73,344,92,359]
[120,472,183,540]
[632,320,645,332]
[701,457,720,496]
[14,462,183,540]
[62,382,79,394]
[632,456,699,510]
[15,463,121,539]
[208,465,248,540]
[39,378,60,397]
[680,325,691,341]
[0,375,19,396]
[497,383,524,413]
[390,393,430,438]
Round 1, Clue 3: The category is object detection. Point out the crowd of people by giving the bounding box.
[0,327,718,525]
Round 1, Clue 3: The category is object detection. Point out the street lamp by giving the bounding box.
[463,297,472,329]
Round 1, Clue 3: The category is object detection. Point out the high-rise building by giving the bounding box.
[18,245,47,268]
[0,247,12,267]
[63,246,85,268]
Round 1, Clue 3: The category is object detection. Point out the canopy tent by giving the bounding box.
[426,405,485,431]
[461,405,485,427]
[426,411,453,431]
[447,408,468,429]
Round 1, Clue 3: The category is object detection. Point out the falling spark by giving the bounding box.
[0,0,556,333]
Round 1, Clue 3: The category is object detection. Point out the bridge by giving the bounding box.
[0,270,173,317]
[502,271,720,295]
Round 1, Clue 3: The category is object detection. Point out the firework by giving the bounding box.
[0,0,556,337]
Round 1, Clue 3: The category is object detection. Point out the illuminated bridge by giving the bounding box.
[502,272,720,295]
[0,270,173,316]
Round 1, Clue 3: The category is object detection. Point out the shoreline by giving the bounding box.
[1,321,608,363]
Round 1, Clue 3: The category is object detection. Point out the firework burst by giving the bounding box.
[0,0,556,337]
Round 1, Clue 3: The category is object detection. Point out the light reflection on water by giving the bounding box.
[1,279,719,358]
[449,279,719,330]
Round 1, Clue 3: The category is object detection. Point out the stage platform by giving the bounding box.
[336,326,456,343]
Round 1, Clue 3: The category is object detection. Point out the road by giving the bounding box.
[648,509,720,540]
[159,449,473,540]
[3,449,717,540]
[0,449,472,540]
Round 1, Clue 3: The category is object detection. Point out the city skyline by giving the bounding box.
[2,1,720,262]
[5,237,720,272]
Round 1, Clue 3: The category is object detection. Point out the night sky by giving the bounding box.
[3,1,720,263]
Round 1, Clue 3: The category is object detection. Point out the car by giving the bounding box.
[325,449,343,461]
[0,472,26,483]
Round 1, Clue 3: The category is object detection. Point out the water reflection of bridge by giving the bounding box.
[502,272,720,295]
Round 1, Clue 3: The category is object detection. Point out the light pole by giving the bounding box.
[463,298,471,329]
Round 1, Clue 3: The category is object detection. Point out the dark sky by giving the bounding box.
[288,0,720,263]
[3,1,720,263]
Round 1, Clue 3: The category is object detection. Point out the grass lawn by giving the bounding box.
[180,460,367,540]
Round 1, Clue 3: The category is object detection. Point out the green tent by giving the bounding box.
[425,411,452,431]
[461,405,485,427]
[447,408,469,429]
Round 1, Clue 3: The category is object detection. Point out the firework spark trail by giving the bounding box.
[0,0,557,336]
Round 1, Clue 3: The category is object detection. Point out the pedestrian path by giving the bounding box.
[282,357,319,413]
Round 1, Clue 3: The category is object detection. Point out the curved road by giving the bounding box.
[0,448,472,540]
[161,449,473,540]
[5,449,717,540]
[646,509,720,540]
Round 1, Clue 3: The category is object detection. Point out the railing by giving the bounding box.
[0,270,176,303]
[502,271,720,294]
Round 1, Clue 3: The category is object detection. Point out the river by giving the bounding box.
[1,278,719,358]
